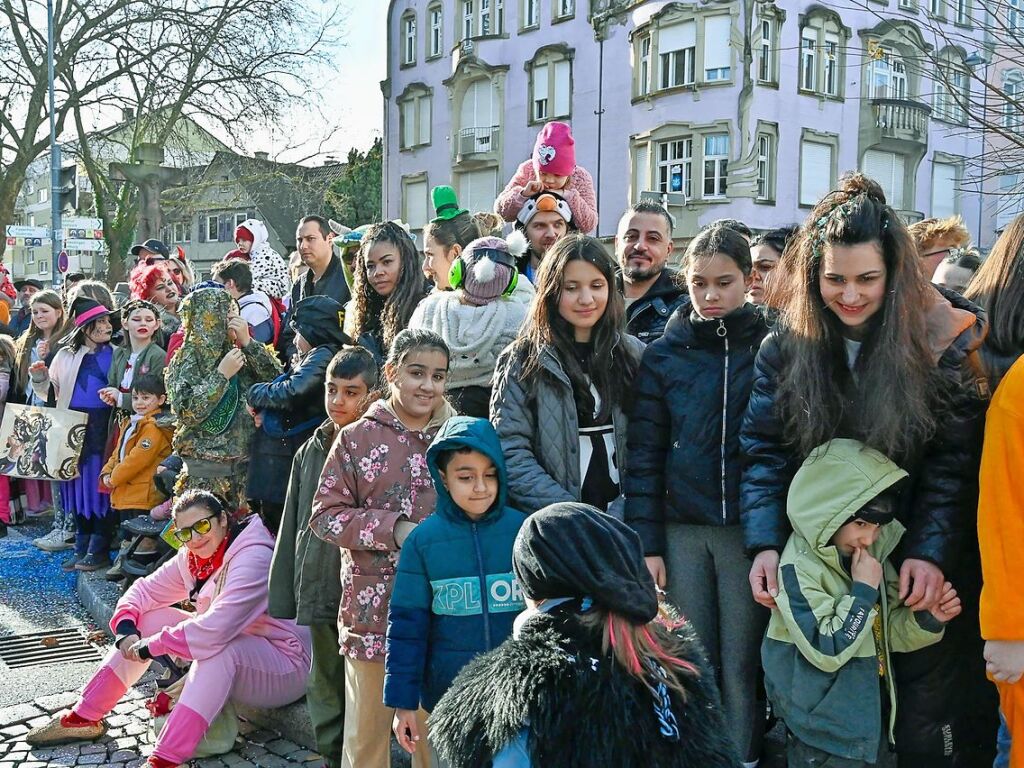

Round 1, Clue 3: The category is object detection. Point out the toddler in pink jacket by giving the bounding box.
[495,121,598,233]
[26,490,311,768]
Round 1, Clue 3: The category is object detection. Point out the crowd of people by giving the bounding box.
[0,119,1018,768]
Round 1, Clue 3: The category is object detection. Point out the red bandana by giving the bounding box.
[186,535,229,583]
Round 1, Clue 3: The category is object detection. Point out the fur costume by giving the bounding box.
[429,606,739,768]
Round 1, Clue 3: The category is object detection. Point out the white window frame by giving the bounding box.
[555,0,574,19]
[656,138,693,198]
[399,89,432,149]
[800,140,835,207]
[956,0,970,24]
[174,221,191,244]
[824,34,839,96]
[758,19,773,83]
[402,13,417,65]
[660,47,695,89]
[234,212,247,229]
[868,51,907,100]
[929,0,945,17]
[529,52,572,123]
[480,0,491,36]
[1005,77,1024,130]
[462,0,474,40]
[756,133,773,201]
[1012,0,1023,29]
[522,0,539,29]
[702,133,729,200]
[429,5,442,57]
[639,35,652,96]
[800,30,817,92]
[38,187,48,204]
[206,215,219,241]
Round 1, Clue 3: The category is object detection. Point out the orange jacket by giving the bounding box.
[101,411,173,511]
[979,354,1024,641]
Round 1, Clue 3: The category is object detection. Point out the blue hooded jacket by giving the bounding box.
[384,416,528,712]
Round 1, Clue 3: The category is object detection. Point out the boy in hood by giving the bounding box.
[763,439,962,767]
[384,416,527,762]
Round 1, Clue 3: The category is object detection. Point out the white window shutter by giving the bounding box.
[635,143,650,193]
[406,181,428,228]
[703,16,732,71]
[800,141,832,206]
[659,21,695,53]
[862,150,905,208]
[931,162,957,218]
[459,169,498,214]
[554,60,571,116]
[417,96,431,145]
[402,102,416,149]
[533,64,549,105]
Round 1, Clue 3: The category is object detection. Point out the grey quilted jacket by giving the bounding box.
[489,336,645,515]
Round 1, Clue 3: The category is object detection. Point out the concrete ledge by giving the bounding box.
[75,571,317,750]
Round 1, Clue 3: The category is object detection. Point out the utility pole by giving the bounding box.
[47,0,62,288]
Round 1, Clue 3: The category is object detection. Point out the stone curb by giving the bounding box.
[75,571,317,751]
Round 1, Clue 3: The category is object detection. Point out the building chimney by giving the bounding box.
[254,151,269,161]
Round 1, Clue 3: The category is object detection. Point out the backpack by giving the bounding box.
[268,296,286,347]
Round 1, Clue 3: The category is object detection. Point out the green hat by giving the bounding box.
[431,185,469,223]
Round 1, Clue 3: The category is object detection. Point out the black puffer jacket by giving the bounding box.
[623,268,691,344]
[625,305,770,554]
[740,287,989,573]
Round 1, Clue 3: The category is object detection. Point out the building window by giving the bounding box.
[658,22,696,89]
[455,74,500,159]
[867,49,907,100]
[480,0,491,35]
[955,0,970,23]
[402,13,417,65]
[399,87,432,149]
[800,30,817,91]
[702,15,732,82]
[555,0,574,19]
[824,34,839,96]
[1012,0,1023,30]
[429,5,442,57]
[758,19,773,83]
[522,0,539,29]
[703,133,729,199]
[639,34,652,96]
[458,168,499,214]
[656,138,693,198]
[403,178,429,230]
[173,222,191,243]
[206,215,219,241]
[863,149,906,209]
[462,0,473,39]
[38,187,48,204]
[800,140,834,206]
[234,212,247,228]
[929,0,944,17]
[1004,76,1023,130]
[932,161,959,218]
[529,49,572,122]
[756,133,773,201]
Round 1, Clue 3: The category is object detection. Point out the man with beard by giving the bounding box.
[513,192,574,283]
[615,201,687,343]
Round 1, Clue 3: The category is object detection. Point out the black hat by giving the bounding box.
[129,239,170,259]
[14,278,44,291]
[60,296,119,345]
[290,295,351,350]
[513,503,659,624]
[847,487,901,527]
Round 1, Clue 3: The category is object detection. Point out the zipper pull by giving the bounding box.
[716,319,727,338]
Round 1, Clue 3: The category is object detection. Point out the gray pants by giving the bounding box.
[788,734,896,767]
[664,523,768,762]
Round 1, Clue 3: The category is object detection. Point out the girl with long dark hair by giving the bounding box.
[490,234,643,515]
[348,221,430,363]
[741,172,996,766]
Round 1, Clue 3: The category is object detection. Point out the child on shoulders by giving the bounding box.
[495,121,597,234]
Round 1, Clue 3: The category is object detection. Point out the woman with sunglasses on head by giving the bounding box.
[25,489,311,768]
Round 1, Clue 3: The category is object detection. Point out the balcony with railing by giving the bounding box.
[454,125,501,162]
[867,98,931,146]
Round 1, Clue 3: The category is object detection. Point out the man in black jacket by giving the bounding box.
[615,201,688,343]
[279,215,351,357]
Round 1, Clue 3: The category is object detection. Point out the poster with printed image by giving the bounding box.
[0,403,89,480]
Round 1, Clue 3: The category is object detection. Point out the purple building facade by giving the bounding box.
[383,0,990,243]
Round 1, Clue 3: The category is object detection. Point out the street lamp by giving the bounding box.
[965,50,990,248]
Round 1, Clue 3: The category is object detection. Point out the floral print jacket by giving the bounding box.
[310,398,455,662]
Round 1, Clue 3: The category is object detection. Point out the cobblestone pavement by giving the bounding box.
[0,685,326,768]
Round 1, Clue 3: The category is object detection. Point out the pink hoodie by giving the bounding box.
[494,159,598,233]
[110,516,310,664]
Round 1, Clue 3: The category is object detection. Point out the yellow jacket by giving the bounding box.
[101,410,173,511]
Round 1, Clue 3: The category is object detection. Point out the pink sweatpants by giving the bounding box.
[22,478,51,513]
[73,607,309,764]
[0,476,9,524]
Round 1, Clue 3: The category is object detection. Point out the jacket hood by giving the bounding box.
[618,267,686,302]
[369,398,457,433]
[224,514,275,563]
[426,416,509,523]
[924,284,988,365]
[238,219,270,250]
[786,439,908,559]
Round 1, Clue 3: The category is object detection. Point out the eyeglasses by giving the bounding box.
[921,247,953,261]
[135,255,169,266]
[171,514,218,543]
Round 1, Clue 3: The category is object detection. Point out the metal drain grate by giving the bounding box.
[0,627,105,669]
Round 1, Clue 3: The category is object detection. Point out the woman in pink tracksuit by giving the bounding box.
[26,489,311,768]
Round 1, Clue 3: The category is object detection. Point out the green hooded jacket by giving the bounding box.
[762,438,945,762]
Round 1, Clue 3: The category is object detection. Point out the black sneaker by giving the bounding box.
[62,553,84,571]
[74,554,108,572]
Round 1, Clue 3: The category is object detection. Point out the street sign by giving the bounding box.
[57,251,69,273]
[62,216,101,230]
[5,225,49,239]
[64,238,104,252]
[61,228,103,240]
